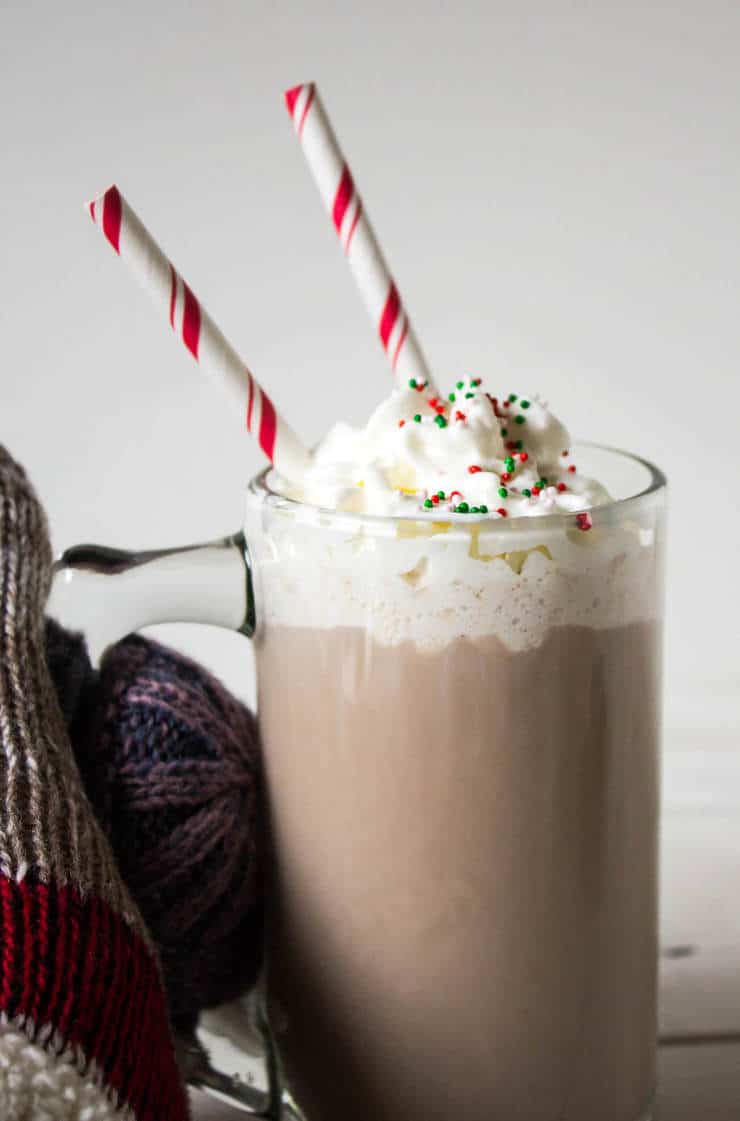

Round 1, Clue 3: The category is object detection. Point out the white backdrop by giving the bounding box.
[2,1,739,735]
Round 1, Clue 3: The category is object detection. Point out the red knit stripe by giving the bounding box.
[0,876,187,1121]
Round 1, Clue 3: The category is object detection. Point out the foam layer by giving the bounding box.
[245,498,661,652]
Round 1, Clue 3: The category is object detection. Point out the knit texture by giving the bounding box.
[72,633,263,1032]
[0,445,189,1121]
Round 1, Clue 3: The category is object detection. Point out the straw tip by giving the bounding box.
[84,183,119,221]
[284,82,314,115]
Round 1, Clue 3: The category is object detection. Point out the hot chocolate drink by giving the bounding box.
[258,619,660,1121]
[244,377,664,1121]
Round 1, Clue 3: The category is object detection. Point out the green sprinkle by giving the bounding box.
[515,415,526,425]
[408,378,417,388]
[437,490,445,499]
[500,427,508,437]
[479,504,488,514]
[508,393,518,402]
[465,392,474,399]
[539,476,548,484]
[470,506,480,514]
[498,487,508,498]
[522,488,532,497]
[456,501,469,513]
[456,380,464,389]
[515,440,524,450]
[448,392,456,402]
[434,414,447,428]
[504,456,515,471]
[423,498,433,508]
[521,399,530,409]
[413,414,422,423]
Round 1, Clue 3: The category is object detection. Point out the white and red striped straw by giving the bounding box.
[86,185,311,480]
[285,83,437,392]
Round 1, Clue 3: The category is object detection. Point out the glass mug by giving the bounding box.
[50,443,666,1121]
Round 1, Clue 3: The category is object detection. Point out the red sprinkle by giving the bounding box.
[472,377,482,386]
[568,465,577,474]
[450,490,463,502]
[496,507,508,517]
[557,482,567,492]
[519,452,529,462]
[503,400,510,407]
[431,494,440,505]
[505,441,517,451]
[532,486,541,496]
[455,410,467,421]
[398,419,406,428]
[468,465,482,474]
[501,472,511,482]
[428,396,439,408]
[576,512,592,532]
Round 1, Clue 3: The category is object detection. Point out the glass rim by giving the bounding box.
[246,441,667,534]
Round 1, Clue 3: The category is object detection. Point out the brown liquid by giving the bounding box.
[256,621,661,1121]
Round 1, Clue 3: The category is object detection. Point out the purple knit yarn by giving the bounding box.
[72,633,263,1031]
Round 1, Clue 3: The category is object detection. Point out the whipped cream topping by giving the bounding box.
[278,376,610,519]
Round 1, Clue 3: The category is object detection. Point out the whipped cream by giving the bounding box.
[277,377,610,519]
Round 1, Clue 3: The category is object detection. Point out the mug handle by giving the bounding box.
[49,533,289,1119]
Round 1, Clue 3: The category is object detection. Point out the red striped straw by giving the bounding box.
[86,185,311,481]
[285,83,436,392]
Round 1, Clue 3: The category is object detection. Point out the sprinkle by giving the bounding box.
[448,392,456,402]
[537,478,547,488]
[456,380,464,389]
[521,399,530,409]
[522,488,532,497]
[497,507,508,517]
[576,512,593,532]
[508,393,518,402]
[568,464,577,473]
[515,440,524,450]
[503,400,510,408]
[519,451,529,462]
[434,415,448,428]
[561,450,569,457]
[455,410,467,421]
[531,486,541,496]
[501,472,511,482]
[413,413,422,423]
[515,415,526,425]
[398,419,406,427]
[409,379,417,388]
[557,482,567,492]
[498,486,508,498]
[450,490,463,501]
[437,490,445,499]
[456,502,470,513]
[479,504,488,513]
[472,378,482,386]
[504,456,515,471]
[470,506,480,513]
[465,392,475,399]
[431,494,440,505]
[500,428,508,437]
[424,498,433,508]
[468,464,482,474]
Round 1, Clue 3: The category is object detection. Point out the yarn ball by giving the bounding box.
[45,623,263,1032]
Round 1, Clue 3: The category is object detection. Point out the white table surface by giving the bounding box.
[193,737,740,1118]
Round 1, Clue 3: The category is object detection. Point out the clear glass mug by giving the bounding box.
[50,443,666,1121]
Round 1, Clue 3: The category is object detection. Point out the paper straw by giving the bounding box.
[86,185,311,480]
[285,82,436,392]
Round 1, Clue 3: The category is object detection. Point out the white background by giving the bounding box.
[2,1,739,737]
